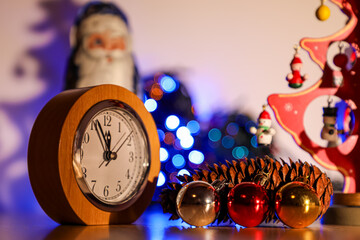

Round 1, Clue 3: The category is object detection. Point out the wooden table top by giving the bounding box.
[1,204,360,240]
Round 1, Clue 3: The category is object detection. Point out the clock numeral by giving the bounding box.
[127,136,132,146]
[126,169,130,179]
[81,167,87,178]
[91,180,97,192]
[83,132,90,144]
[90,120,95,130]
[104,115,111,126]
[103,185,109,197]
[118,122,121,132]
[129,151,134,162]
[116,181,121,192]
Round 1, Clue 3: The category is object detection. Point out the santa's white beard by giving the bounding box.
[74,50,135,92]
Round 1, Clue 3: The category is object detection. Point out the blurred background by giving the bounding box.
[0,0,348,213]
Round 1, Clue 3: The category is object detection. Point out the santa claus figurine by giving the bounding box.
[286,46,308,89]
[250,105,276,146]
[64,2,139,93]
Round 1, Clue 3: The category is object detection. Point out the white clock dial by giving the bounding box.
[73,101,149,209]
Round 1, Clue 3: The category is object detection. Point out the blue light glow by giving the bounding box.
[172,154,185,168]
[157,171,166,186]
[232,146,245,159]
[188,150,204,164]
[180,135,194,149]
[222,135,234,149]
[160,75,177,93]
[176,126,191,140]
[226,122,239,136]
[178,169,190,176]
[187,120,200,135]
[208,128,221,142]
[157,129,165,142]
[160,147,169,162]
[251,135,258,148]
[144,98,157,112]
[165,115,180,130]
[241,146,249,157]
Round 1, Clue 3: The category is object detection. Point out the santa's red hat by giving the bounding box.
[291,54,302,65]
[259,110,271,120]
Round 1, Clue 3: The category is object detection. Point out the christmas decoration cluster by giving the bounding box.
[160,156,333,228]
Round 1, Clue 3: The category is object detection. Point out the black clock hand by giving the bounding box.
[112,131,133,153]
[96,120,109,151]
[105,131,133,167]
[94,120,106,152]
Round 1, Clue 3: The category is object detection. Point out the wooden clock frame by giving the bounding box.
[28,84,160,225]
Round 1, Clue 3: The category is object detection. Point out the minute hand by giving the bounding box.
[112,131,133,153]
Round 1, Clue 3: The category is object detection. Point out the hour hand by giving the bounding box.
[94,120,107,151]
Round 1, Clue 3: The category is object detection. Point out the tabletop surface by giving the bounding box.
[1,204,360,240]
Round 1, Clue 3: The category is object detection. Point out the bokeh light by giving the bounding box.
[176,126,191,140]
[144,98,157,112]
[165,115,180,130]
[208,128,221,142]
[160,147,169,162]
[172,154,186,168]
[226,122,239,136]
[157,129,165,142]
[164,132,175,145]
[160,75,177,93]
[251,135,258,148]
[178,169,190,176]
[180,135,194,149]
[157,171,166,186]
[188,150,205,164]
[187,120,200,135]
[222,135,235,149]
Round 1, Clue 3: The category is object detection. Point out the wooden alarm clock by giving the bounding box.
[28,84,160,225]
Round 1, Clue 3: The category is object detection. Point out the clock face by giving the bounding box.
[73,100,150,210]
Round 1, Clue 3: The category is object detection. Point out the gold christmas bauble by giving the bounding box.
[316,4,331,21]
[275,182,321,228]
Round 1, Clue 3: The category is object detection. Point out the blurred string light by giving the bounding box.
[188,150,204,164]
[160,75,178,93]
[160,147,169,162]
[157,129,165,142]
[176,126,191,139]
[172,154,185,168]
[143,72,270,198]
[187,120,200,135]
[165,115,180,130]
[157,171,166,186]
[226,122,239,136]
[251,135,258,148]
[222,135,235,149]
[144,98,157,112]
[178,169,190,176]
[208,128,221,142]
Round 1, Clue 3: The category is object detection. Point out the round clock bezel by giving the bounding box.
[73,100,151,211]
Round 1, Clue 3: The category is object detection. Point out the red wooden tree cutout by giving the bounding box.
[268,0,360,193]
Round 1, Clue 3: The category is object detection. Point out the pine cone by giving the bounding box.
[160,156,333,224]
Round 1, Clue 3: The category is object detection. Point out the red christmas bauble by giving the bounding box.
[333,53,348,69]
[227,182,269,227]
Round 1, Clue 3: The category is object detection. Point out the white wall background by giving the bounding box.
[0,0,348,212]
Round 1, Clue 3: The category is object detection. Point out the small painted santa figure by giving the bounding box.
[64,2,139,93]
[286,47,308,89]
[250,105,276,146]
[321,100,341,147]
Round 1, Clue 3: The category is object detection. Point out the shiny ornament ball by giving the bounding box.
[227,182,269,227]
[333,53,348,68]
[275,182,321,228]
[316,4,331,21]
[176,181,220,226]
